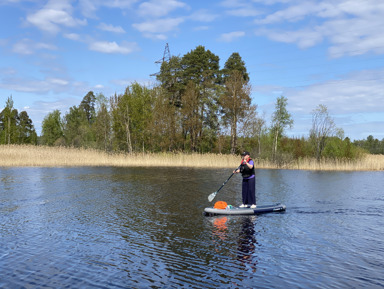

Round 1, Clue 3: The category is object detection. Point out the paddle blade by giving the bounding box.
[208,191,217,202]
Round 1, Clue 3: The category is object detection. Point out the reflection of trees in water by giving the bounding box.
[237,216,258,272]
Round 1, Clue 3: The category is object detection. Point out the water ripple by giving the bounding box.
[1,167,384,288]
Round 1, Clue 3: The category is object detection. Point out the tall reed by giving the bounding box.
[1,145,383,171]
[0,145,238,168]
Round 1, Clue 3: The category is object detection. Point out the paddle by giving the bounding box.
[208,165,241,202]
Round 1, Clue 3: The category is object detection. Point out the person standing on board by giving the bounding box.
[234,151,256,208]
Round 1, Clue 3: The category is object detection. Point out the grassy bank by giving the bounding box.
[1,145,383,171]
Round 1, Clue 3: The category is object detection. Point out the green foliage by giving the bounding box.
[41,110,63,146]
[18,111,37,145]
[310,104,338,160]
[157,55,184,107]
[0,96,18,144]
[80,91,96,124]
[0,96,37,145]
[323,136,365,159]
[110,83,153,153]
[222,52,249,82]
[63,105,91,147]
[94,93,111,151]
[150,86,183,152]
[270,96,293,161]
[353,135,384,154]
[6,45,376,164]
[156,45,223,152]
[220,52,251,154]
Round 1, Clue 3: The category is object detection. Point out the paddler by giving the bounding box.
[234,151,256,208]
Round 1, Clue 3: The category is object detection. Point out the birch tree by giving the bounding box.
[0,96,18,144]
[310,104,337,161]
[270,96,293,161]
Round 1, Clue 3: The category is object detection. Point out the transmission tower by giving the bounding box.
[150,43,171,77]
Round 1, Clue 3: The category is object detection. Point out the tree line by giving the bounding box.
[1,45,379,161]
[0,96,37,145]
[353,135,384,154]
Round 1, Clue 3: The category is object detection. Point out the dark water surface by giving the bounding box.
[1,167,383,288]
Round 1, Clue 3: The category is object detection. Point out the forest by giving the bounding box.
[0,46,382,162]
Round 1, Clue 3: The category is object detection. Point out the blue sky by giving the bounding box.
[1,0,384,140]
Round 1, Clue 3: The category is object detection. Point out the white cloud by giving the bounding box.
[218,31,245,42]
[78,0,98,18]
[97,23,126,33]
[228,8,261,17]
[12,39,57,55]
[0,76,70,94]
[48,78,69,86]
[254,2,325,25]
[285,69,384,115]
[256,27,324,49]
[63,33,81,41]
[137,0,188,17]
[102,0,139,9]
[253,68,384,140]
[0,67,17,75]
[78,0,139,17]
[26,0,87,34]
[89,41,138,54]
[193,25,210,31]
[189,9,218,22]
[253,0,384,57]
[132,17,184,39]
[221,0,262,17]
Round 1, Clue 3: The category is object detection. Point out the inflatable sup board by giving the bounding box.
[204,203,286,216]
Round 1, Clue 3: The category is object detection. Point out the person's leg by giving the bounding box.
[248,177,256,206]
[242,179,249,205]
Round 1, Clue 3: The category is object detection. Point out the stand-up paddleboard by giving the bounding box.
[204,203,286,216]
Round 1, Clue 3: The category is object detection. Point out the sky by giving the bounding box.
[1,0,384,141]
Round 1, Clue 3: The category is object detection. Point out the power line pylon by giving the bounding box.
[150,43,171,77]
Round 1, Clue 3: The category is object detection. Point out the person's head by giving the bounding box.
[241,151,250,160]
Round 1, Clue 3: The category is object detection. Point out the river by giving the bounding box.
[1,167,383,288]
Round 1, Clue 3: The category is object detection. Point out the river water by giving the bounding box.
[1,167,383,288]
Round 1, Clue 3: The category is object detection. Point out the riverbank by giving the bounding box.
[1,145,383,171]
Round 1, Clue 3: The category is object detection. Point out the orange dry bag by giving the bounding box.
[214,201,228,209]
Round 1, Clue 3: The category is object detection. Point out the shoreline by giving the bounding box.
[1,144,383,171]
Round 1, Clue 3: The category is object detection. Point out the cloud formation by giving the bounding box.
[289,69,384,114]
[218,31,245,42]
[97,23,126,33]
[89,41,138,54]
[26,0,86,34]
[253,0,384,57]
[137,0,188,17]
[133,17,184,39]
[12,39,57,55]
[0,76,70,94]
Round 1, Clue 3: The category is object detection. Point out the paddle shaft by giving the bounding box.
[215,165,241,193]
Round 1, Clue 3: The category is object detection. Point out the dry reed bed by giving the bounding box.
[0,145,238,168]
[1,145,383,171]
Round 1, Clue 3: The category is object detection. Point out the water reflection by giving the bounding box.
[212,216,228,241]
[237,216,258,274]
[1,167,384,288]
[210,215,258,272]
